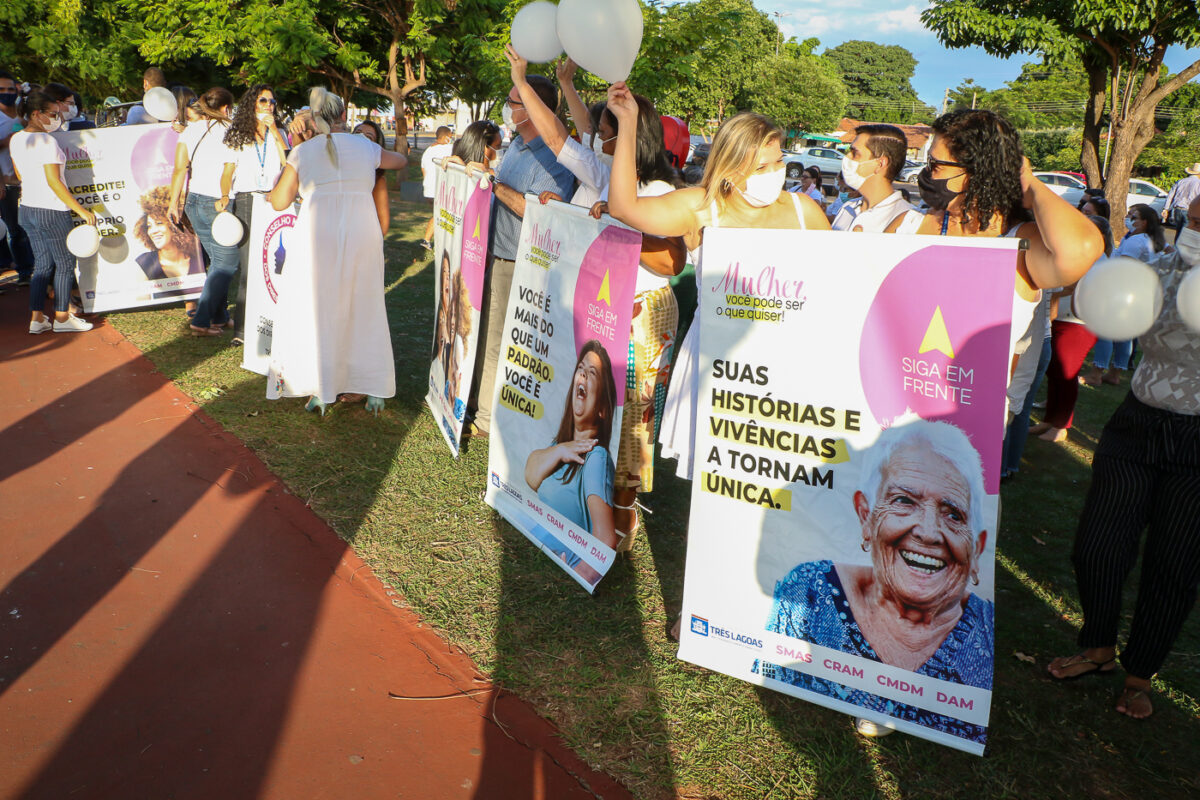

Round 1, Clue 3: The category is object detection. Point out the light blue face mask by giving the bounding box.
[838,191,850,203]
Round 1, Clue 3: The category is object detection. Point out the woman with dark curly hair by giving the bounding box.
[133,186,203,280]
[222,84,287,199]
[885,109,1104,421]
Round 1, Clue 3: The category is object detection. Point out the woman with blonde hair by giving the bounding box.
[265,87,409,415]
[606,82,830,507]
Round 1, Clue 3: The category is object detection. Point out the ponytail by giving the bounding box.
[17,88,56,125]
[309,87,345,167]
[195,87,234,124]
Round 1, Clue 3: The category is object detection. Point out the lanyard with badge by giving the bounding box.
[254,137,271,192]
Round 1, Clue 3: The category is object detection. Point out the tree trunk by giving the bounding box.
[393,94,410,155]
[1080,58,1107,189]
[1103,104,1158,234]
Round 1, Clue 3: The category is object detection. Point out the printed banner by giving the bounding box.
[485,199,641,592]
[242,195,297,375]
[676,230,1022,755]
[427,161,492,454]
[53,124,206,313]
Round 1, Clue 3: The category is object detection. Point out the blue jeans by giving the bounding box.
[1,185,35,278]
[1002,333,1052,475]
[1092,339,1132,370]
[186,192,239,327]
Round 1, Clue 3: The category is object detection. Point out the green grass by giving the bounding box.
[108,167,1200,799]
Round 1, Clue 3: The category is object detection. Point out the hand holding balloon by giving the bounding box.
[556,57,578,86]
[504,44,529,88]
[606,82,638,125]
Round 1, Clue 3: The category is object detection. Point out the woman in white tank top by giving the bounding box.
[605,87,829,486]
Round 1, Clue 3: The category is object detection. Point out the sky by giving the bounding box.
[752,0,1200,108]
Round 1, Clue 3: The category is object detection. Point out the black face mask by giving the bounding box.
[0,92,17,107]
[917,164,962,211]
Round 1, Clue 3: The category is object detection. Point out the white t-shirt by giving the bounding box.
[421,141,454,198]
[832,191,914,233]
[10,130,67,211]
[123,104,154,125]
[1114,231,1156,262]
[231,133,285,194]
[0,108,18,176]
[179,120,237,198]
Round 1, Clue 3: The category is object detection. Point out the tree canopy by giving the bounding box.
[923,0,1200,224]
[824,40,935,124]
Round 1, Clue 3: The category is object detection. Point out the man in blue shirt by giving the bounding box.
[468,74,577,435]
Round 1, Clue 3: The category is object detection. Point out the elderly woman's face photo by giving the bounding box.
[571,350,607,430]
[145,215,175,251]
[864,443,977,609]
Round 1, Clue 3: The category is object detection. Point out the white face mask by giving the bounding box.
[65,103,77,120]
[1125,217,1137,232]
[501,103,515,128]
[840,155,876,191]
[489,156,501,170]
[1176,226,1200,266]
[257,111,274,124]
[592,133,615,155]
[737,167,786,207]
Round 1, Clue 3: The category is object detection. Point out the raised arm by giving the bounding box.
[604,82,700,238]
[1017,159,1104,289]
[380,149,408,170]
[524,439,595,492]
[505,45,569,155]
[556,58,592,138]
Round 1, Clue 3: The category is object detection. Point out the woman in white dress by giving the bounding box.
[265,88,409,414]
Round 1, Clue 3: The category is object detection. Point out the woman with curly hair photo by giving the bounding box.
[133,185,203,280]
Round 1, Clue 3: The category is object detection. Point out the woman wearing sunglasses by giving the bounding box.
[886,110,1103,423]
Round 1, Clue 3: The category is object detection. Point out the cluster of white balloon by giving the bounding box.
[65,86,245,258]
[1075,254,1200,336]
[509,0,643,81]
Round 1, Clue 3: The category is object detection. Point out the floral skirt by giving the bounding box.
[615,285,678,493]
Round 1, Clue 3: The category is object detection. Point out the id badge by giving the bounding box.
[257,173,270,192]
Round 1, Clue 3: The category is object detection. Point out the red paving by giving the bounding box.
[0,291,632,800]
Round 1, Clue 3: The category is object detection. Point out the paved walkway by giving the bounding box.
[0,291,631,800]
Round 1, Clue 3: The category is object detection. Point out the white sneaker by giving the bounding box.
[28,318,53,334]
[53,314,93,333]
[854,717,896,737]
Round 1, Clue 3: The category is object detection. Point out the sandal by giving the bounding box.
[189,324,223,337]
[1116,685,1153,719]
[614,499,650,553]
[1047,653,1118,681]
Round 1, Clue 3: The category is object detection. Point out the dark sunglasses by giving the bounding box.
[187,98,199,108]
[257,97,277,106]
[928,156,966,170]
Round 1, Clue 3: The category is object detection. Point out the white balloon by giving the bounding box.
[211,211,245,247]
[1175,267,1200,332]
[1075,255,1164,340]
[66,224,101,258]
[557,0,644,83]
[143,86,179,122]
[511,2,563,64]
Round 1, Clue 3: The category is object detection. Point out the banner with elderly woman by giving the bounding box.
[427,160,493,455]
[676,229,1023,755]
[485,198,641,592]
[49,124,206,313]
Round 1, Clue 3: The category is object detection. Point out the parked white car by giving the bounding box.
[899,160,925,183]
[1126,178,1168,216]
[1034,172,1087,207]
[783,146,845,180]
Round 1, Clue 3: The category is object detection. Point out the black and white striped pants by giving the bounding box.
[19,205,76,314]
[1074,393,1200,679]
